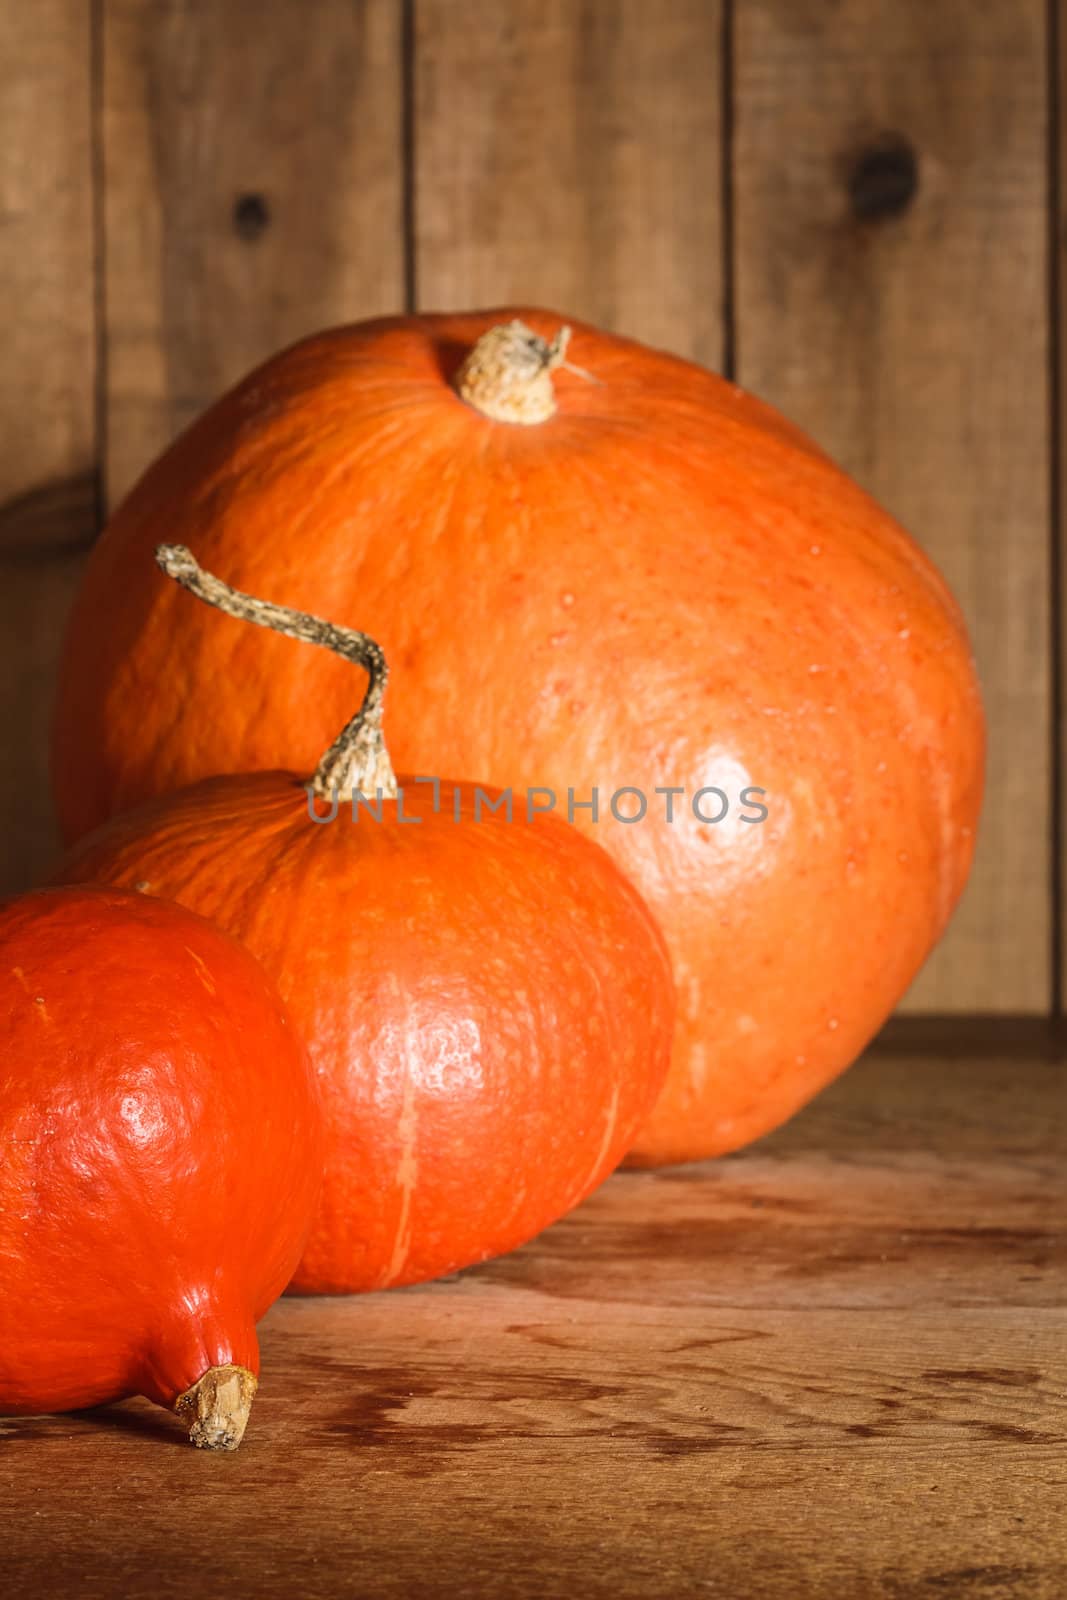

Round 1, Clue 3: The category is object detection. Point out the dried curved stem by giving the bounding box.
[156,544,398,801]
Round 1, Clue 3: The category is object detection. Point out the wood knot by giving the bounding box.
[232,192,271,241]
[847,135,919,222]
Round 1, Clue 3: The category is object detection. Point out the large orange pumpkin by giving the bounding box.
[52,311,985,1164]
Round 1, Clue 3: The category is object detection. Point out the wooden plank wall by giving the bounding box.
[734,0,1050,1014]
[414,0,724,367]
[0,1,96,891]
[0,0,1055,1019]
[103,0,406,504]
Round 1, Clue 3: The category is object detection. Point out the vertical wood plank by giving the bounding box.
[414,0,724,367]
[103,0,406,505]
[735,0,1050,1014]
[0,0,96,892]
[1058,0,1067,1017]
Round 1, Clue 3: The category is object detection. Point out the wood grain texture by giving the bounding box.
[414,0,724,366]
[734,0,1051,1014]
[1059,0,1067,1015]
[0,0,96,893]
[103,0,406,505]
[2,1049,1064,1599]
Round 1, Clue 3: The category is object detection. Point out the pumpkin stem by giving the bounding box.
[456,319,591,424]
[155,544,398,802]
[174,1363,257,1451]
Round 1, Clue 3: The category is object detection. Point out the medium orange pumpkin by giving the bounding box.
[52,310,985,1164]
[55,547,674,1292]
[0,886,321,1448]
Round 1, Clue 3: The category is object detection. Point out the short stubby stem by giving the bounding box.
[175,1364,257,1451]
[456,320,573,424]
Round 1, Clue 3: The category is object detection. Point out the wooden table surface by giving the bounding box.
[2,1043,1064,1598]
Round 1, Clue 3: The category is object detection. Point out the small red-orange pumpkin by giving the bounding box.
[0,886,321,1447]
[52,311,985,1163]
[55,548,675,1293]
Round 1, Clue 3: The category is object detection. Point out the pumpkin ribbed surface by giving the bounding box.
[54,777,675,1291]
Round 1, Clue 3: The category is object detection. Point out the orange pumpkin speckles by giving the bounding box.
[52,309,984,1165]
[0,887,321,1448]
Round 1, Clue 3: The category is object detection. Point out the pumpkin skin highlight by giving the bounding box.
[0,886,320,1435]
[53,775,675,1293]
[51,309,985,1165]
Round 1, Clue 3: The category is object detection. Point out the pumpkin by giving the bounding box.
[0,885,321,1448]
[54,547,674,1293]
[51,310,985,1165]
